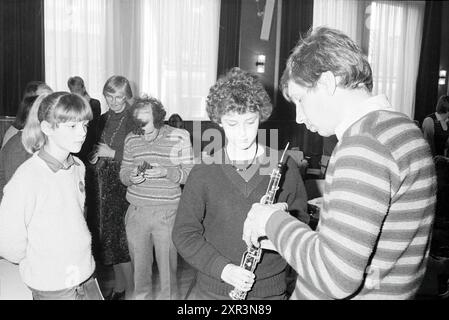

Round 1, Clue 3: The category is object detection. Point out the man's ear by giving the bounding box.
[318,71,337,96]
[40,120,54,136]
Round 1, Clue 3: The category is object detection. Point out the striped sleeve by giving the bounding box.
[166,129,194,184]
[119,133,135,187]
[266,135,393,299]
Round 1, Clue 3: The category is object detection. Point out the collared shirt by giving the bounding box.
[334,94,395,140]
[38,149,80,173]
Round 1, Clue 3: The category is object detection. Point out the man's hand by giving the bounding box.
[242,203,288,248]
[221,264,255,292]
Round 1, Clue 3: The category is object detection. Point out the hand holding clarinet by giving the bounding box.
[229,143,290,300]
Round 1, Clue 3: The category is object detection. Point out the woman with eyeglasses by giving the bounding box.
[87,75,135,300]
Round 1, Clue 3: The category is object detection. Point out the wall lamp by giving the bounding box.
[256,54,266,73]
[439,70,447,85]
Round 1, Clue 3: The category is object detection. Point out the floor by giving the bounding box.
[95,253,449,301]
[96,254,196,300]
[0,259,32,300]
[1,254,447,300]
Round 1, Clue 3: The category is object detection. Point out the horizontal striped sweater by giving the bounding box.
[120,125,194,207]
[267,110,437,299]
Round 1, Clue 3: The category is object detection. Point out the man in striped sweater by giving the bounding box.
[242,26,437,299]
[120,97,194,299]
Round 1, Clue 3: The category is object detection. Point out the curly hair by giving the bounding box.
[206,67,272,124]
[132,96,166,135]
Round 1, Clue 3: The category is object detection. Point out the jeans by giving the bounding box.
[125,204,178,300]
[29,275,103,300]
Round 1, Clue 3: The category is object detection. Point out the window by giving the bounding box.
[313,0,425,118]
[44,0,221,120]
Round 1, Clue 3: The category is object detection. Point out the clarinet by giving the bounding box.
[229,143,290,300]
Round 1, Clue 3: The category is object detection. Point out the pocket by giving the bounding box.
[124,205,137,226]
[163,208,177,226]
[77,278,104,300]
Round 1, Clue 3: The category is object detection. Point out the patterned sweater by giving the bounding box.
[120,125,194,207]
[267,106,436,299]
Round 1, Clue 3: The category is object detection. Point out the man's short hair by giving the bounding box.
[281,26,373,101]
[67,76,87,95]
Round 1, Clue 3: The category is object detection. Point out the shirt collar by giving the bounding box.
[334,94,394,140]
[38,149,80,173]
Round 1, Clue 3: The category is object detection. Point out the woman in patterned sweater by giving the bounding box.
[120,96,194,299]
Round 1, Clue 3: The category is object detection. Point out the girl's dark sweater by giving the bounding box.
[172,147,308,298]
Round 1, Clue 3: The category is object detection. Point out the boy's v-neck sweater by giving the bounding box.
[173,147,308,298]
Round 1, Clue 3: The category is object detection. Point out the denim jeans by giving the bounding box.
[29,275,103,300]
[125,204,178,300]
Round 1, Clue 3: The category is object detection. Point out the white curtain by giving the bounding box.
[312,0,425,118]
[139,0,221,120]
[44,0,220,119]
[313,0,368,47]
[44,0,108,109]
[368,1,425,117]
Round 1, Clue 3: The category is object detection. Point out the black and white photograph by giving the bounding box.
[0,0,448,304]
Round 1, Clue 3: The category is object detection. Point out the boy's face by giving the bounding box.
[220,111,259,151]
[287,80,338,137]
[46,121,89,154]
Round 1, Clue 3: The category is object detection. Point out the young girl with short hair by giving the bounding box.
[0,92,101,300]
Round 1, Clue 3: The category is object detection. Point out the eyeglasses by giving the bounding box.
[105,94,127,103]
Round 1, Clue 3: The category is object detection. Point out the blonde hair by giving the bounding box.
[22,92,93,153]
